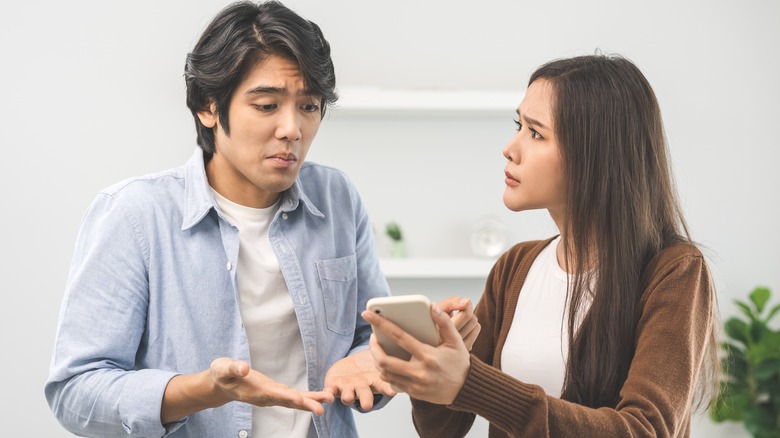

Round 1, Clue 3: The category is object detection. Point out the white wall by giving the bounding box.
[1,0,777,437]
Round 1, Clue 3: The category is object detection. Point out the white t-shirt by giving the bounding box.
[500,236,590,398]
[212,189,313,437]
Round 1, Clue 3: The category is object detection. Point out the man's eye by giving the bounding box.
[301,104,320,113]
[254,104,277,111]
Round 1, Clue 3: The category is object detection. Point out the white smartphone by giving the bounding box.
[366,294,440,361]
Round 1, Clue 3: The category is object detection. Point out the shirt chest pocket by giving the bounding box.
[315,253,358,336]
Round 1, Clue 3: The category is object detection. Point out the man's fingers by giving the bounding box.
[339,386,356,405]
[234,360,250,377]
[210,358,250,383]
[266,386,329,416]
[322,383,339,398]
[304,390,335,404]
[356,385,375,411]
[287,393,326,416]
[371,378,397,397]
[301,398,326,416]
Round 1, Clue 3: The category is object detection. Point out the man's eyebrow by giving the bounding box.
[244,86,319,96]
[245,86,285,95]
[516,109,549,130]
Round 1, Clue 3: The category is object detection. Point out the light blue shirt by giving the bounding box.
[45,149,391,438]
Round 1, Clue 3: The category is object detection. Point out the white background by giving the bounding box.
[1,0,777,437]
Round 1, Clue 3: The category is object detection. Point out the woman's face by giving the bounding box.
[502,79,566,220]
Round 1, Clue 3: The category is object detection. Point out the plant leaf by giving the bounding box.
[750,287,771,314]
[735,300,757,322]
[764,303,780,324]
[766,331,780,352]
[742,404,777,436]
[752,332,780,364]
[754,358,780,380]
[768,379,780,406]
[710,382,748,422]
[749,319,768,344]
[724,318,750,345]
[721,343,749,383]
[722,342,747,359]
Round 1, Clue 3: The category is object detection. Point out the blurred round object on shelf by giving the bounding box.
[470,217,506,258]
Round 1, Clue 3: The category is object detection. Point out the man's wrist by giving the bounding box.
[161,370,229,424]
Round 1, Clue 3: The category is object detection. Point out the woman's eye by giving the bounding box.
[513,119,522,131]
[530,129,542,139]
[301,104,320,113]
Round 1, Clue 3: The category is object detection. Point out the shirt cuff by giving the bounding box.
[353,393,393,413]
[347,344,369,356]
[119,369,183,437]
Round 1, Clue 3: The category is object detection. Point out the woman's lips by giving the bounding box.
[505,170,520,186]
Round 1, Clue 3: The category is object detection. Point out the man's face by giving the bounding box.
[199,55,322,208]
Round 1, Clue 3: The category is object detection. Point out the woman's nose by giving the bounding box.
[503,134,520,162]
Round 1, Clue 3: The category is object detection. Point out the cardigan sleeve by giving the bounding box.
[409,240,551,437]
[409,246,510,437]
[444,245,714,437]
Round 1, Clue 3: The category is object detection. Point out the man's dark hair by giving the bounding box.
[185,1,337,156]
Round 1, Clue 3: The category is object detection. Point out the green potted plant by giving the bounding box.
[710,286,780,438]
[385,222,406,258]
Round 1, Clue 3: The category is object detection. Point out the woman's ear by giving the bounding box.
[196,102,218,128]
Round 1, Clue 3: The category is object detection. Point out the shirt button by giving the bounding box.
[238,431,248,438]
[282,213,288,220]
[226,261,232,271]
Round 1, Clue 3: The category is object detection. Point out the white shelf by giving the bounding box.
[379,257,495,279]
[332,87,521,115]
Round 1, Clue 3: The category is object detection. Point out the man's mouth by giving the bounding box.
[268,153,297,167]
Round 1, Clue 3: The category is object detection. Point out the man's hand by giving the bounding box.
[323,350,397,411]
[209,358,333,412]
[437,297,481,351]
[161,358,334,425]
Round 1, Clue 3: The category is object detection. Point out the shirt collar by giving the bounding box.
[181,149,324,231]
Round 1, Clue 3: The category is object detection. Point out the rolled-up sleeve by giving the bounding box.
[45,193,178,437]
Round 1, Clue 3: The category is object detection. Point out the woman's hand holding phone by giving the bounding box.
[366,295,440,361]
[362,301,471,405]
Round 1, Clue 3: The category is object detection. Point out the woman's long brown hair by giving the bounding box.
[528,55,718,409]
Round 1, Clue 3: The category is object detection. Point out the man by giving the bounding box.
[45,2,396,437]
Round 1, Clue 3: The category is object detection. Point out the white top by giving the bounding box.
[212,189,312,437]
[500,236,589,397]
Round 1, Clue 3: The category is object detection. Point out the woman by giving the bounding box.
[363,54,719,437]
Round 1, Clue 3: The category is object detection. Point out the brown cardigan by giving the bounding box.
[411,237,714,437]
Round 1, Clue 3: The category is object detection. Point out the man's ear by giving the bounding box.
[196,102,218,129]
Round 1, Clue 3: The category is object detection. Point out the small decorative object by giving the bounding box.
[709,286,780,438]
[470,217,506,258]
[385,222,406,258]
